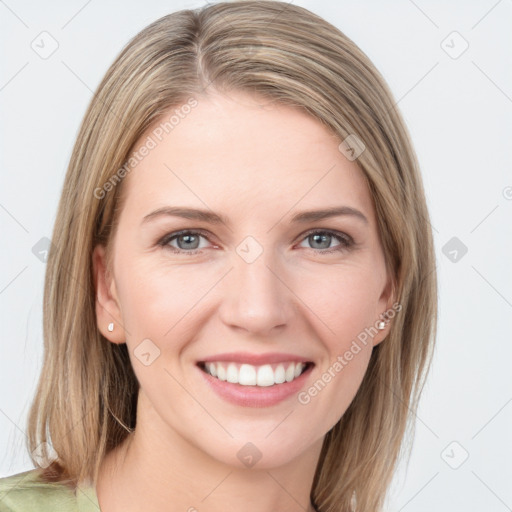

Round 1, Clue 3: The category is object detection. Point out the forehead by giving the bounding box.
[120,90,374,224]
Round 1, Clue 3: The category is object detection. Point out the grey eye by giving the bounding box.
[308,233,334,249]
[175,233,201,250]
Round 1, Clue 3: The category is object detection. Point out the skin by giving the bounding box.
[93,90,394,512]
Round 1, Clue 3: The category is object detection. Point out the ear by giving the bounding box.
[372,271,397,347]
[92,244,126,344]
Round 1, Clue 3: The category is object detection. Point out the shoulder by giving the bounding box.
[0,468,82,511]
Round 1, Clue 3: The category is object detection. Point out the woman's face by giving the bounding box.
[94,90,394,469]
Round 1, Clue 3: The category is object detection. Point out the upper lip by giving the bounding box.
[198,352,313,365]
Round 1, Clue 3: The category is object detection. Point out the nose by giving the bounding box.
[218,249,293,336]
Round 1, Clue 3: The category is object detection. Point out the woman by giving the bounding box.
[0,1,437,511]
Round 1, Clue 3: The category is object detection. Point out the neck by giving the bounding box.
[96,394,322,512]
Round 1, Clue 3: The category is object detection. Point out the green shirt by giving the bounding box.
[0,469,100,511]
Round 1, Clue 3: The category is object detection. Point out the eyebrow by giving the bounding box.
[142,206,368,226]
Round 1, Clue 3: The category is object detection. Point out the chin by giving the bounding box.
[199,430,322,471]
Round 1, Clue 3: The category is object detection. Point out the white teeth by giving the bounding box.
[239,364,257,385]
[274,364,286,384]
[203,361,307,386]
[226,363,238,383]
[256,364,274,387]
[217,364,227,381]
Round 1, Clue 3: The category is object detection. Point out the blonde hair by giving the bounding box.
[26,2,437,511]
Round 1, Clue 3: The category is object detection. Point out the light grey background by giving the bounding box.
[1,1,511,510]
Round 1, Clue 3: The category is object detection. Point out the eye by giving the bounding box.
[157,229,354,255]
[157,230,211,254]
[297,230,354,254]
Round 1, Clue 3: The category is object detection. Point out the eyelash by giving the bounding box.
[157,229,354,256]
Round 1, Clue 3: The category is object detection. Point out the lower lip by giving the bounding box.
[197,364,314,408]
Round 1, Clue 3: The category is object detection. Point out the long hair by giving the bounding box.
[26,2,437,510]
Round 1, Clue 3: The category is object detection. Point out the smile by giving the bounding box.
[196,352,315,407]
[199,361,312,387]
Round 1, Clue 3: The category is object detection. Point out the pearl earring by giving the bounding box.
[377,320,386,330]
[108,322,114,332]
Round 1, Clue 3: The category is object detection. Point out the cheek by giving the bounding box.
[291,266,378,425]
[296,263,381,348]
[302,348,372,435]
[116,251,382,354]
[115,257,212,339]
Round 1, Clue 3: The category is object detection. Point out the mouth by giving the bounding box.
[195,352,315,407]
[197,360,314,387]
